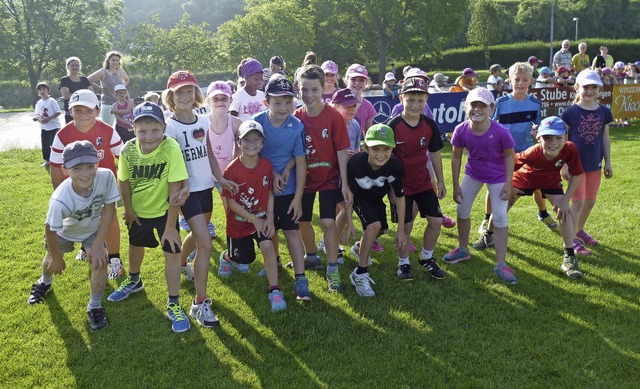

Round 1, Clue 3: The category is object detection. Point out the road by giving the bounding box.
[0,111,43,151]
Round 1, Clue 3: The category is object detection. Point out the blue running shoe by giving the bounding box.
[107,277,144,302]
[167,303,190,333]
[494,263,518,284]
[208,222,216,238]
[293,276,311,301]
[179,216,190,232]
[269,290,287,312]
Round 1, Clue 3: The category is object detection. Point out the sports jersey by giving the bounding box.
[513,142,583,189]
[493,94,541,152]
[450,120,515,184]
[387,114,443,195]
[208,114,238,180]
[253,110,305,197]
[354,98,375,132]
[294,104,350,192]
[50,120,122,175]
[46,168,120,242]
[165,114,214,191]
[34,98,62,131]
[118,137,188,218]
[347,152,404,201]
[221,157,273,238]
[561,104,613,172]
[230,87,267,121]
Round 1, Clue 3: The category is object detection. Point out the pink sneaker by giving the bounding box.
[442,215,456,229]
[573,239,592,256]
[372,240,384,252]
[577,230,599,246]
[409,243,417,252]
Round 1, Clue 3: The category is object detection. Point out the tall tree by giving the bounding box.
[0,0,123,103]
[467,0,502,68]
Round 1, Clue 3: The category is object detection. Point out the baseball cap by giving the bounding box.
[536,116,567,138]
[114,84,127,92]
[405,67,429,80]
[613,61,625,69]
[206,81,232,98]
[489,64,503,73]
[321,60,339,74]
[364,124,395,148]
[239,58,263,78]
[266,77,295,97]
[602,67,614,75]
[167,71,199,91]
[528,56,543,64]
[346,64,369,79]
[63,140,98,168]
[463,68,478,77]
[433,73,448,83]
[465,87,495,106]
[575,69,603,87]
[330,88,358,106]
[238,120,264,139]
[384,72,396,82]
[557,66,569,74]
[68,89,99,109]
[401,77,428,94]
[539,66,553,75]
[133,102,165,124]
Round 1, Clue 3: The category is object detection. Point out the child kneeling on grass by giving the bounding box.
[219,120,285,312]
[28,141,120,332]
[344,124,407,297]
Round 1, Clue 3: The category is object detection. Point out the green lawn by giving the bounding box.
[1,126,639,388]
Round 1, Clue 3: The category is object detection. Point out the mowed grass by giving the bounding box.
[1,126,639,388]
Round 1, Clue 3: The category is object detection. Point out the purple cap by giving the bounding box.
[602,67,613,75]
[206,81,232,98]
[240,58,264,78]
[463,68,478,77]
[321,60,339,74]
[266,77,295,97]
[346,64,369,79]
[401,77,428,94]
[133,102,165,124]
[330,88,358,106]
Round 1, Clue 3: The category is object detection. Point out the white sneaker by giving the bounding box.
[190,298,219,327]
[317,238,325,253]
[349,242,373,266]
[349,269,375,297]
[75,248,86,261]
[108,257,124,280]
[181,263,194,281]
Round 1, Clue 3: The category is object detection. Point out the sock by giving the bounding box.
[40,274,53,285]
[269,285,280,292]
[484,213,491,220]
[129,272,140,282]
[326,262,338,274]
[421,248,434,260]
[398,256,410,266]
[168,295,179,305]
[294,273,306,279]
[564,247,575,257]
[356,266,368,274]
[108,253,120,260]
[305,252,317,258]
[87,293,103,311]
[539,209,550,218]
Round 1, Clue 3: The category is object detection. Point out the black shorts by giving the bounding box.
[181,189,213,221]
[353,197,389,232]
[227,233,271,264]
[115,124,135,143]
[128,213,181,253]
[514,187,565,197]
[301,190,341,221]
[405,189,442,223]
[274,194,299,231]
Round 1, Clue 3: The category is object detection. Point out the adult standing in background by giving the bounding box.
[88,51,129,126]
[592,45,614,70]
[552,40,572,72]
[59,57,93,123]
[571,43,590,73]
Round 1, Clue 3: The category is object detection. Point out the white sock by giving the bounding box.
[421,249,434,260]
[398,256,410,266]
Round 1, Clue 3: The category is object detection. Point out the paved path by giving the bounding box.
[0,112,43,151]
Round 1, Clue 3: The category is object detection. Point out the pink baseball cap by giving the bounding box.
[602,67,613,75]
[346,64,369,79]
[466,88,495,106]
[207,81,232,98]
[321,60,339,74]
[167,71,199,91]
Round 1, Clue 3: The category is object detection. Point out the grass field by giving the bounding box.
[1,126,639,388]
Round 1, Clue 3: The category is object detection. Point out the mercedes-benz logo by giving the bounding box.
[373,100,392,124]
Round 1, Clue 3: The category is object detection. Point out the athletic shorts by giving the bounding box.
[405,189,442,223]
[353,197,389,232]
[128,213,181,253]
[514,187,564,197]
[274,194,299,231]
[46,232,98,254]
[181,188,213,221]
[227,232,271,264]
[301,190,340,221]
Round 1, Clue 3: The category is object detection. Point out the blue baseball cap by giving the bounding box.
[539,66,553,75]
[537,116,567,137]
[133,102,164,124]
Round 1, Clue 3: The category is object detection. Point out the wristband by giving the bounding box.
[247,214,255,223]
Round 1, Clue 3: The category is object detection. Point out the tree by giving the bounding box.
[467,0,502,68]
[0,0,123,103]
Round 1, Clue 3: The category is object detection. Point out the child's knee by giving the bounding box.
[364,221,382,235]
[492,212,508,228]
[319,218,336,231]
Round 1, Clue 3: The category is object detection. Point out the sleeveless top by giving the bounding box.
[115,100,133,129]
[208,115,237,181]
[100,68,125,105]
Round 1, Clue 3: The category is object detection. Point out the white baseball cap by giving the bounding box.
[575,69,603,87]
[238,120,265,139]
[68,89,99,109]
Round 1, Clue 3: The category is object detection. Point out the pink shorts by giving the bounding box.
[571,170,602,202]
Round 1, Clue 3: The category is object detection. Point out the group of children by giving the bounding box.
[28,56,613,332]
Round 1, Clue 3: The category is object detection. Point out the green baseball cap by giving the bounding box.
[364,124,395,148]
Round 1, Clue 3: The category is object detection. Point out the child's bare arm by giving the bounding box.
[337,149,352,204]
[118,179,140,228]
[603,125,613,178]
[451,146,464,204]
[86,202,114,270]
[501,148,515,201]
[161,181,183,253]
[288,155,306,221]
[429,150,446,199]
[394,195,408,251]
[50,166,65,189]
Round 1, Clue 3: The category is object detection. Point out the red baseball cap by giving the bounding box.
[167,71,199,92]
[528,56,543,64]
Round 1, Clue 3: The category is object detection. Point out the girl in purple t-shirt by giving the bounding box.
[444,88,517,284]
[345,64,376,135]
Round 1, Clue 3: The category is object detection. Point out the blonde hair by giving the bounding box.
[162,86,204,112]
[508,62,533,79]
[573,83,601,104]
[143,91,161,103]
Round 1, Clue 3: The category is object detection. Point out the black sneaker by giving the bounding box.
[27,282,52,304]
[472,232,494,251]
[419,258,445,280]
[396,264,414,281]
[87,307,108,331]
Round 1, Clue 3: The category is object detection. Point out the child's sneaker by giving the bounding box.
[317,238,325,253]
[268,290,287,312]
[538,213,558,230]
[208,222,217,238]
[107,276,144,302]
[75,248,86,261]
[166,303,190,333]
[304,254,322,270]
[108,257,124,280]
[408,242,417,252]
[190,298,219,327]
[179,216,190,232]
[87,307,108,331]
[349,269,376,297]
[337,247,345,265]
[561,254,583,279]
[326,271,344,293]
[349,241,373,266]
[443,247,471,264]
[371,240,384,252]
[494,263,518,284]
[293,276,311,301]
[472,232,494,251]
[478,219,489,234]
[218,251,233,277]
[27,282,52,304]
[186,249,196,262]
[181,263,194,281]
[577,230,599,246]
[442,215,456,229]
[573,239,592,256]
[396,264,413,281]
[419,258,445,279]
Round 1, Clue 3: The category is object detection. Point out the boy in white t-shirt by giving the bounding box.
[486,64,503,93]
[33,82,62,168]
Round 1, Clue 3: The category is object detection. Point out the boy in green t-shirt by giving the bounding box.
[107,102,191,333]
